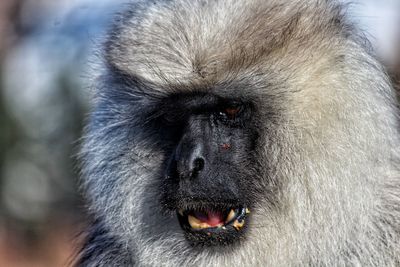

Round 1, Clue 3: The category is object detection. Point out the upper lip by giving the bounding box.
[170,198,243,211]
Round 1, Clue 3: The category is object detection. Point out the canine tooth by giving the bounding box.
[226,209,236,222]
[188,215,211,229]
[178,209,184,216]
[233,219,245,231]
[188,215,202,229]
[246,208,250,214]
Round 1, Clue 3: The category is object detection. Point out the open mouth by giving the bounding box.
[177,205,250,246]
[179,207,249,230]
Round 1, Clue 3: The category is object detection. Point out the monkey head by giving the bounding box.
[80,0,400,265]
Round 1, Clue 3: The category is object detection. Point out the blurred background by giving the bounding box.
[0,0,398,266]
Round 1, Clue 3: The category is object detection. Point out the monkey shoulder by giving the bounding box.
[78,220,135,267]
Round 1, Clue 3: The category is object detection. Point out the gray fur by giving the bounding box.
[80,0,400,266]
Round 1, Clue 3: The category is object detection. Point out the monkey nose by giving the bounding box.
[191,157,205,175]
[186,142,206,178]
[176,142,206,180]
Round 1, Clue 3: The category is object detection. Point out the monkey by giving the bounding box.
[79,0,400,266]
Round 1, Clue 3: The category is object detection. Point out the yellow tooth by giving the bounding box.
[188,215,211,229]
[246,208,251,214]
[226,209,236,222]
[188,215,202,229]
[233,219,245,231]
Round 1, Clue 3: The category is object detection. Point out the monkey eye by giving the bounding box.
[217,105,243,122]
[224,107,241,118]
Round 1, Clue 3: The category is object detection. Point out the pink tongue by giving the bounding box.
[193,210,224,227]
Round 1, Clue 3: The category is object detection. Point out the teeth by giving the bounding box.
[233,219,245,231]
[188,215,215,229]
[188,215,202,229]
[185,207,249,230]
[226,209,236,222]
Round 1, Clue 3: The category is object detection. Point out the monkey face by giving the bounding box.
[146,92,260,246]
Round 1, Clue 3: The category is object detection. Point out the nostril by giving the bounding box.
[192,157,205,173]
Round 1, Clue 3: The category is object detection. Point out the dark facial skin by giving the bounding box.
[148,92,260,246]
